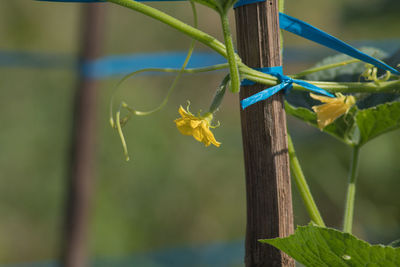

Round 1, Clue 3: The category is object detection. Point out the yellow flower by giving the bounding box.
[174,105,221,147]
[310,93,356,130]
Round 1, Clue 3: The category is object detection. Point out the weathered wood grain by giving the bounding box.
[235,1,295,266]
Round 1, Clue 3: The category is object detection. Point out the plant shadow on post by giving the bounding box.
[235,1,295,266]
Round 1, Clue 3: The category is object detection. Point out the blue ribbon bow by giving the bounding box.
[240,67,334,109]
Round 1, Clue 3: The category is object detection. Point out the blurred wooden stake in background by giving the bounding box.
[62,4,106,267]
[235,1,295,266]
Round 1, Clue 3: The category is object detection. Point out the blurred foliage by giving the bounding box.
[338,0,400,39]
[342,0,400,22]
[0,0,399,265]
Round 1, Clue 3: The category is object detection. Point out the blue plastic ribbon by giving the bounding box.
[240,66,334,109]
[279,13,400,75]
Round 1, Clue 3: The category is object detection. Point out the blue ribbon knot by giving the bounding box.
[240,66,334,109]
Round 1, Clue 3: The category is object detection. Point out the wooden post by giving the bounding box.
[62,4,106,267]
[235,1,295,266]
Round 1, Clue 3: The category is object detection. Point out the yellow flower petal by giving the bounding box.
[190,120,202,128]
[201,123,221,147]
[310,93,356,130]
[175,120,194,136]
[174,105,221,147]
[192,125,204,142]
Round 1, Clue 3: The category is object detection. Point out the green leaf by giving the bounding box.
[285,101,400,147]
[285,101,317,123]
[357,93,400,110]
[260,224,400,267]
[389,239,400,248]
[209,75,229,113]
[191,0,219,12]
[356,102,400,146]
[192,0,237,14]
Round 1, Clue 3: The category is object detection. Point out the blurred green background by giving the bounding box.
[0,0,399,265]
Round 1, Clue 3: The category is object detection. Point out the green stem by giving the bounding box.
[279,0,284,52]
[107,0,227,57]
[220,14,240,93]
[343,146,361,233]
[288,134,325,227]
[292,59,360,79]
[115,103,130,161]
[132,2,198,116]
[121,64,229,80]
[240,69,400,93]
[109,63,229,126]
[279,0,284,13]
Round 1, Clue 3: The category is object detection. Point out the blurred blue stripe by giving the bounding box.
[0,262,58,267]
[82,51,226,78]
[1,39,398,78]
[0,51,75,69]
[1,241,244,267]
[0,51,226,78]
